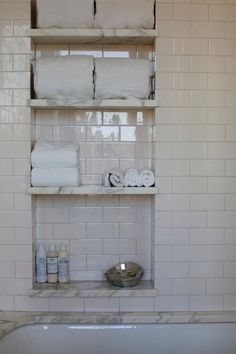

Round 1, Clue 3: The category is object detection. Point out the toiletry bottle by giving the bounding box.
[58,243,69,283]
[36,242,47,283]
[47,243,58,283]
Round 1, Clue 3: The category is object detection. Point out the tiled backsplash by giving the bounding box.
[0,0,236,312]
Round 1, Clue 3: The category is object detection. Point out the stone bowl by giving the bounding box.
[105,262,144,288]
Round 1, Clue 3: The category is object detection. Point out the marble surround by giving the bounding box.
[1,311,236,340]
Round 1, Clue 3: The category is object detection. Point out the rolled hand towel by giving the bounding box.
[95,58,151,99]
[139,169,155,187]
[94,0,155,29]
[31,141,79,169]
[31,168,80,187]
[34,55,94,100]
[104,168,125,187]
[37,0,94,29]
[125,169,140,187]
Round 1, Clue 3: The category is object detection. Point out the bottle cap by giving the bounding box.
[38,242,45,252]
[48,243,56,252]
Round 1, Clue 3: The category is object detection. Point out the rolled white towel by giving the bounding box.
[37,0,94,29]
[31,168,80,187]
[31,141,79,169]
[34,55,94,100]
[125,169,139,187]
[94,0,155,29]
[139,169,155,187]
[104,168,125,187]
[95,58,151,99]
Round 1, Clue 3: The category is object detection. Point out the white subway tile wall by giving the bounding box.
[0,0,236,312]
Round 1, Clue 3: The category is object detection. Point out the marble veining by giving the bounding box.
[30,280,157,298]
[1,311,236,341]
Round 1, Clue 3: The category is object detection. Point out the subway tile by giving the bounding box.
[173,73,208,90]
[156,125,190,141]
[0,295,14,311]
[15,296,49,312]
[156,211,172,228]
[70,271,102,281]
[173,211,207,227]
[86,158,119,174]
[137,239,151,254]
[156,160,190,176]
[0,193,13,210]
[189,262,223,278]
[13,19,30,37]
[120,223,151,238]
[225,229,236,244]
[173,38,208,55]
[0,20,13,36]
[158,20,191,37]
[69,255,86,271]
[15,261,32,278]
[207,245,236,261]
[0,262,14,278]
[209,4,236,20]
[0,176,28,193]
[86,195,119,207]
[173,142,207,159]
[154,176,173,193]
[156,295,189,312]
[155,245,172,261]
[14,227,31,244]
[208,211,236,227]
[190,125,225,142]
[13,159,30,176]
[53,126,86,142]
[174,4,208,20]
[155,142,173,159]
[226,90,236,106]
[158,55,191,73]
[172,279,206,295]
[158,90,191,106]
[53,223,86,239]
[104,239,136,255]
[226,22,236,38]
[207,279,236,295]
[155,228,189,245]
[226,160,236,176]
[173,177,207,193]
[209,73,236,90]
[191,56,225,73]
[190,229,224,245]
[0,89,12,105]
[208,143,236,159]
[0,142,29,158]
[156,3,173,20]
[156,262,188,278]
[191,160,225,176]
[0,4,30,20]
[14,194,31,211]
[189,295,223,311]
[172,245,206,261]
[210,39,236,55]
[70,207,102,223]
[120,297,155,312]
[156,72,173,90]
[226,57,236,72]
[87,223,119,238]
[156,194,189,211]
[224,262,236,277]
[226,125,236,141]
[37,207,69,224]
[103,207,136,223]
[191,21,225,38]
[154,279,172,295]
[87,126,119,142]
[208,177,236,193]
[70,239,103,255]
[49,298,83,312]
[0,228,14,244]
[191,90,225,107]
[13,54,30,71]
[0,54,13,71]
[191,194,224,211]
[85,298,119,312]
[225,194,236,210]
[173,108,207,125]
[87,255,119,271]
[0,278,31,295]
[13,124,30,141]
[103,142,135,159]
[208,108,236,124]
[224,295,236,311]
[13,89,30,106]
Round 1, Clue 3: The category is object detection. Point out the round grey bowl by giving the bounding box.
[105,262,144,288]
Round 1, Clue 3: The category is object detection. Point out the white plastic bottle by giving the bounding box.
[47,243,58,283]
[36,243,47,283]
[58,243,69,283]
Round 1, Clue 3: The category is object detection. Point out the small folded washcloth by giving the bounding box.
[139,169,155,187]
[124,169,140,187]
[31,141,79,169]
[104,168,125,187]
[31,168,80,187]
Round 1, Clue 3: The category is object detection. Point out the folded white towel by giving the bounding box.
[104,168,125,187]
[125,169,140,187]
[139,169,155,187]
[95,58,151,99]
[34,55,94,100]
[37,0,94,29]
[94,0,155,29]
[31,168,80,187]
[31,141,79,169]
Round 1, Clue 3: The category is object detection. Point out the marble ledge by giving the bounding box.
[30,280,157,298]
[28,186,158,195]
[1,311,236,341]
[28,28,158,44]
[29,99,159,110]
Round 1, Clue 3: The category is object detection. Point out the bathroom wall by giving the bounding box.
[0,0,236,312]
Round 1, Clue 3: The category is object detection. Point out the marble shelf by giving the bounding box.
[30,280,157,298]
[28,186,158,195]
[28,28,157,44]
[29,99,159,110]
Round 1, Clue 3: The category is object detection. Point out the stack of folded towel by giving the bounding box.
[104,168,155,188]
[31,141,80,187]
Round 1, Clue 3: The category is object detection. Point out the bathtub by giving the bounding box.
[1,322,236,354]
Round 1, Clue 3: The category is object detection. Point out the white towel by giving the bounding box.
[139,169,155,187]
[125,169,140,187]
[37,0,94,29]
[95,58,151,99]
[94,0,155,29]
[31,168,80,187]
[31,141,79,169]
[34,55,94,100]
[104,168,125,187]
